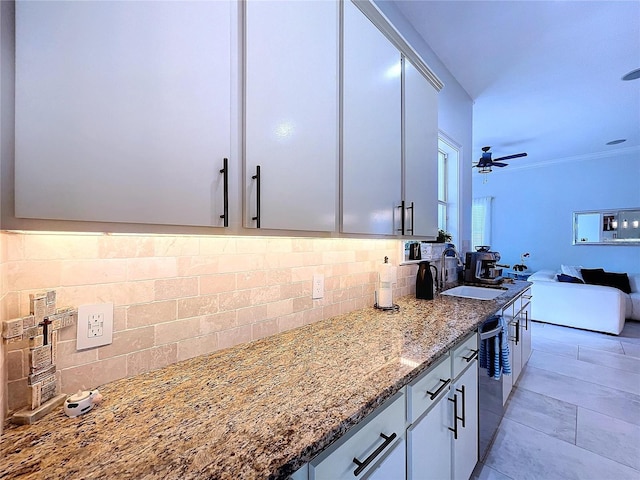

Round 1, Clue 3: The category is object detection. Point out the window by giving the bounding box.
[437,149,447,232]
[472,196,493,247]
[437,136,459,244]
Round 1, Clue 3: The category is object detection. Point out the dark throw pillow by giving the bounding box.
[602,272,632,294]
[580,268,606,285]
[557,274,584,284]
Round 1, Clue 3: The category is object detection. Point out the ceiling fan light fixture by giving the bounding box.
[622,68,640,81]
[606,139,626,145]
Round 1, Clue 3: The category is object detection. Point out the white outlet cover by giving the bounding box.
[77,303,114,350]
[312,274,324,299]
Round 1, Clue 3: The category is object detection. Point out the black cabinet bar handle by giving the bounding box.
[525,310,529,330]
[219,157,228,227]
[448,394,458,440]
[352,432,397,476]
[426,378,451,400]
[515,319,520,344]
[397,200,405,234]
[251,165,261,228]
[407,201,414,235]
[463,349,478,362]
[456,385,466,428]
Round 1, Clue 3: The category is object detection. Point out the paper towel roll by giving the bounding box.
[378,287,393,308]
[379,263,397,283]
[378,261,396,308]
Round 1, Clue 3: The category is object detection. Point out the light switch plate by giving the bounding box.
[77,303,114,350]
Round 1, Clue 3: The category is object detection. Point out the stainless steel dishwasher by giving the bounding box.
[477,316,509,461]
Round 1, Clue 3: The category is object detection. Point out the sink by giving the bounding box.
[440,285,505,300]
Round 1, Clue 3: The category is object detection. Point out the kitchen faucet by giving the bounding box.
[440,246,463,291]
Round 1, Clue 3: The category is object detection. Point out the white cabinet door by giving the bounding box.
[509,318,523,382]
[366,437,406,480]
[15,1,232,226]
[521,290,533,365]
[342,0,402,235]
[452,363,479,480]
[245,1,338,231]
[407,393,452,480]
[403,57,438,238]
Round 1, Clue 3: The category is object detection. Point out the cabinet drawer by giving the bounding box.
[407,354,450,423]
[310,391,405,480]
[451,333,478,379]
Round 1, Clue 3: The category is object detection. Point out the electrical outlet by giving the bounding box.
[77,303,114,350]
[312,274,324,299]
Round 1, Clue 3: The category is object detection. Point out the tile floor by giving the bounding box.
[473,320,640,480]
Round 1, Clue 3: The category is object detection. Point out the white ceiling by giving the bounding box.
[392,0,640,169]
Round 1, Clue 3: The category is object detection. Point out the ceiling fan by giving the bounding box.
[474,146,527,174]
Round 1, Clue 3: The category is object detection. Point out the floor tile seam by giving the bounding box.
[531,346,578,359]
[568,439,640,473]
[523,363,640,398]
[573,354,640,376]
[501,390,579,447]
[579,342,640,364]
[499,416,639,475]
[576,404,640,431]
[479,460,515,480]
[574,346,640,375]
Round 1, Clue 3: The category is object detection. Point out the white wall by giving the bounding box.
[375,1,474,253]
[473,148,640,273]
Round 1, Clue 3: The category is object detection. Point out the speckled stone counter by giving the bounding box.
[1,282,530,480]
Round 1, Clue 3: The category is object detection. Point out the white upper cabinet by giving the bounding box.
[15,1,232,226]
[342,0,402,235]
[245,1,338,231]
[403,57,439,238]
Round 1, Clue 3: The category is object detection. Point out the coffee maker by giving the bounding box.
[464,247,503,285]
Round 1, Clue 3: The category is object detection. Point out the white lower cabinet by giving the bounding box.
[302,334,479,480]
[407,391,452,480]
[520,289,533,364]
[366,436,406,480]
[452,363,479,480]
[309,391,406,479]
[408,333,479,480]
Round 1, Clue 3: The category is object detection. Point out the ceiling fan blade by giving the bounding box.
[492,162,508,167]
[493,152,527,162]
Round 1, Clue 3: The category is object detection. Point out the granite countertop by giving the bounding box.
[1,282,530,480]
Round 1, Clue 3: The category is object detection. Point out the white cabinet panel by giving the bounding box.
[366,437,406,480]
[452,363,479,480]
[15,1,231,226]
[310,392,405,480]
[407,392,452,480]
[403,58,438,238]
[407,353,451,423]
[245,0,338,231]
[342,0,401,235]
[521,289,533,365]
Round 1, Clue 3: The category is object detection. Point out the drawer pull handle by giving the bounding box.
[397,200,405,233]
[352,432,397,476]
[407,201,414,235]
[448,394,459,440]
[426,378,451,400]
[251,165,261,228]
[219,157,229,227]
[462,349,478,362]
[456,385,466,428]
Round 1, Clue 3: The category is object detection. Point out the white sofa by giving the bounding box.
[528,270,640,335]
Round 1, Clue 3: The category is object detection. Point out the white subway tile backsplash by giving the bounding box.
[1,233,414,414]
